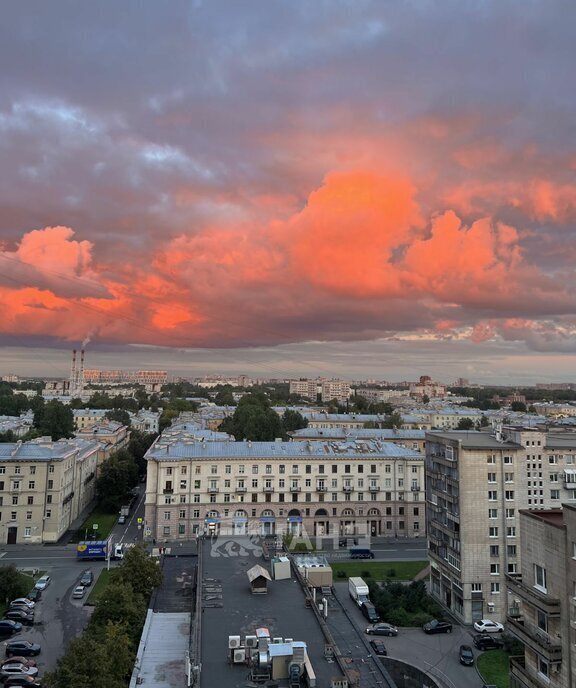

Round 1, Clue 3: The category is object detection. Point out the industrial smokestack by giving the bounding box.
[79,349,85,395]
[70,349,77,394]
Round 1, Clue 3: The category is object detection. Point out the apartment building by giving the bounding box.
[73,408,108,430]
[144,437,425,543]
[75,420,130,450]
[355,388,411,403]
[426,427,576,625]
[289,427,426,453]
[288,378,351,403]
[506,507,576,688]
[0,438,101,544]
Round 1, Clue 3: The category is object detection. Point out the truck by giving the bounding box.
[120,505,131,517]
[76,538,112,561]
[348,577,370,607]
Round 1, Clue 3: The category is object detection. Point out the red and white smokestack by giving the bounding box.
[79,349,85,392]
[70,349,77,393]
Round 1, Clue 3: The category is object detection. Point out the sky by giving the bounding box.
[1,1,575,384]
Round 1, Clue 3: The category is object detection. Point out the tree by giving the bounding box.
[511,401,527,412]
[281,409,308,433]
[33,400,74,440]
[479,415,489,427]
[128,431,157,476]
[0,565,28,604]
[105,409,131,427]
[96,449,139,510]
[111,545,163,597]
[214,386,235,406]
[422,394,430,404]
[457,418,475,430]
[383,412,403,429]
[89,581,147,643]
[221,392,283,441]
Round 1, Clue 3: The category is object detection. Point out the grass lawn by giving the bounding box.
[72,508,118,543]
[330,560,428,581]
[85,569,113,606]
[477,650,510,688]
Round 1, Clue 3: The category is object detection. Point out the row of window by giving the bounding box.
[489,544,517,557]
[0,510,52,521]
[168,478,420,489]
[488,526,517,537]
[487,472,514,482]
[487,490,515,500]
[0,465,56,474]
[163,463,422,476]
[158,521,421,535]
[488,508,516,518]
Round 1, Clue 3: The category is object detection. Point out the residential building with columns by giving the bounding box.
[143,435,425,542]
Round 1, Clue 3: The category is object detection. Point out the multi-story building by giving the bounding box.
[426,427,576,625]
[75,420,130,451]
[506,507,576,688]
[289,427,426,453]
[289,378,352,403]
[355,388,411,403]
[73,408,108,430]
[144,437,425,543]
[0,438,101,544]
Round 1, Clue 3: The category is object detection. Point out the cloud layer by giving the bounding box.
[1,1,576,376]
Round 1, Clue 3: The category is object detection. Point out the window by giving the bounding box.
[414,522,419,530]
[372,465,377,473]
[30,466,36,474]
[47,495,52,504]
[504,456,513,464]
[252,465,258,474]
[344,465,351,474]
[534,564,547,592]
[26,511,32,520]
[48,465,54,473]
[332,465,338,473]
[163,526,170,536]
[27,496,33,505]
[164,511,171,520]
[178,524,185,535]
[193,494,200,503]
[166,467,173,475]
[45,510,51,518]
[251,479,258,488]
[488,490,497,501]
[14,466,20,474]
[489,527,498,538]
[24,527,31,537]
[471,583,482,592]
[488,508,498,519]
[549,455,557,465]
[538,657,549,679]
[549,473,558,483]
[292,465,298,474]
[225,465,231,474]
[505,490,514,500]
[238,465,245,474]
[504,472,514,482]
[490,582,500,594]
[28,481,35,489]
[305,465,311,474]
[506,508,515,518]
[0,467,5,474]
[181,466,187,475]
[195,466,201,474]
[508,563,518,574]
[551,489,560,500]
[385,465,391,473]
[507,545,517,556]
[487,472,496,483]
[12,496,18,506]
[194,480,201,489]
[490,563,500,574]
[180,480,187,490]
[487,455,496,464]
[266,465,272,474]
[490,545,499,557]
[507,526,516,537]
[179,509,186,518]
[413,507,419,516]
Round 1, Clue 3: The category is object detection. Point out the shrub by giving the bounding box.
[387,608,410,626]
[361,570,371,578]
[335,570,346,578]
[386,568,397,578]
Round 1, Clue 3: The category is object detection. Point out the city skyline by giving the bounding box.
[1,2,575,383]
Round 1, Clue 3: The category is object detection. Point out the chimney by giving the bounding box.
[70,349,77,394]
[79,349,85,394]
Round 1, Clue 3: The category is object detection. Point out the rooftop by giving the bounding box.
[426,430,523,450]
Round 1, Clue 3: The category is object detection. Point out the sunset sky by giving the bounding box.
[1,1,575,384]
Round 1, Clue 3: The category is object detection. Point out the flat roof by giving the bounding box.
[426,431,523,449]
[519,509,565,528]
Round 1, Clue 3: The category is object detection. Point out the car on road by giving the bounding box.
[369,639,387,656]
[459,645,474,666]
[118,515,126,524]
[72,586,86,599]
[366,623,398,637]
[473,619,504,633]
[5,641,41,658]
[24,590,41,603]
[0,663,39,681]
[0,621,23,639]
[33,576,50,591]
[473,634,504,651]
[3,611,34,627]
[0,658,36,669]
[9,600,34,611]
[79,570,94,587]
[423,619,453,634]
[3,676,42,687]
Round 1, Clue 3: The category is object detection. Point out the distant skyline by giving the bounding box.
[1,2,575,381]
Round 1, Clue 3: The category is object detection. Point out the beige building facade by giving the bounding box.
[0,438,101,544]
[426,427,576,626]
[144,437,425,543]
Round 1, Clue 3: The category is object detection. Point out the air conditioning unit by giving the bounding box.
[233,648,246,663]
[228,635,241,649]
[245,635,258,648]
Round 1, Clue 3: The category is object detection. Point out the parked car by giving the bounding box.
[0,658,36,669]
[459,645,474,666]
[24,590,41,603]
[3,676,42,687]
[72,586,86,599]
[473,634,504,651]
[369,639,387,656]
[118,515,126,524]
[33,576,50,591]
[0,621,23,639]
[9,600,34,611]
[423,620,453,634]
[79,570,94,587]
[0,663,39,681]
[473,619,504,633]
[3,611,34,627]
[360,601,380,624]
[366,623,398,637]
[5,641,41,658]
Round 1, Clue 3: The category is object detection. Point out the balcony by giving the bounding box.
[509,656,546,688]
[316,486,327,492]
[343,486,354,493]
[207,487,219,494]
[411,485,421,492]
[163,489,173,495]
[506,615,562,663]
[235,486,247,493]
[290,486,301,493]
[505,574,561,616]
[263,486,275,493]
[369,486,380,493]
